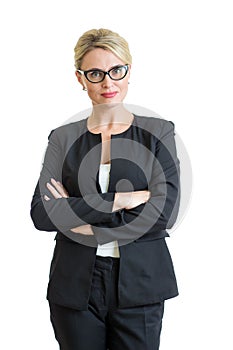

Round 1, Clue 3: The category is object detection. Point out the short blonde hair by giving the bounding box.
[74,28,132,70]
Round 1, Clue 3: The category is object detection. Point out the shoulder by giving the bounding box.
[133,114,175,139]
[48,118,87,144]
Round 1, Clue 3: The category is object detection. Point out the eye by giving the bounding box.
[112,66,124,75]
[110,66,127,79]
[89,70,102,78]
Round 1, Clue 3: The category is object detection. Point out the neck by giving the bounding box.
[87,103,133,132]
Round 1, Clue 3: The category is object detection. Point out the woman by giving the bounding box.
[31,28,180,350]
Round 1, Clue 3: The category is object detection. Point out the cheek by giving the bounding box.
[86,86,101,103]
[119,80,129,93]
[87,85,98,96]
[121,76,130,88]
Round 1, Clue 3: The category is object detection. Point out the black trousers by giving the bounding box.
[49,256,164,350]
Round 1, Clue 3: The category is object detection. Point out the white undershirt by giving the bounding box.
[96,164,120,258]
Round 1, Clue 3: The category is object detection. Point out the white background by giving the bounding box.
[1,0,232,349]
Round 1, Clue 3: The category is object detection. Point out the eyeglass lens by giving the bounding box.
[86,65,128,83]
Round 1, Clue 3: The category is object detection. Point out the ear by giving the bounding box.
[75,71,86,90]
[127,64,132,80]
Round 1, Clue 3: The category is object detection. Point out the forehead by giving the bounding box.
[81,48,125,70]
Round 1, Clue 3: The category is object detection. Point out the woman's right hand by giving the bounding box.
[112,190,151,211]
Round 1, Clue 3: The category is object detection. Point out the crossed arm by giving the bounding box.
[44,178,151,235]
[30,120,180,243]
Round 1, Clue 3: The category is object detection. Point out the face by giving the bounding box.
[75,48,131,105]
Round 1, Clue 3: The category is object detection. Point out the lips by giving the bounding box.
[101,92,118,98]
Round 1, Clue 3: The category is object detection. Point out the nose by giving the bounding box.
[101,73,113,88]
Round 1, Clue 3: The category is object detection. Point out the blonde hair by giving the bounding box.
[74,28,132,70]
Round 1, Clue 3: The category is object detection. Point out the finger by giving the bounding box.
[56,181,69,198]
[51,179,69,198]
[46,182,62,199]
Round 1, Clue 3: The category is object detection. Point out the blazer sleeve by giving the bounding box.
[92,121,180,244]
[30,129,120,232]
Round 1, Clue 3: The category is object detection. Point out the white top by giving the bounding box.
[96,164,120,258]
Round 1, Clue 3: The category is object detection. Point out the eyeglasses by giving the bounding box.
[77,64,129,83]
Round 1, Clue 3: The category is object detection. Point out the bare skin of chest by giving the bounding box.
[101,133,111,164]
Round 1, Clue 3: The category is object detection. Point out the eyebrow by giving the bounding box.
[82,64,125,72]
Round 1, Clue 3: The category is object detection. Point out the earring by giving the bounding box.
[128,82,130,85]
[83,87,87,91]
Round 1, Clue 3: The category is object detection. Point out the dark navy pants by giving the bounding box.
[49,256,164,350]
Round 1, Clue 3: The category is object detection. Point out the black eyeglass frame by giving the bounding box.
[77,64,129,83]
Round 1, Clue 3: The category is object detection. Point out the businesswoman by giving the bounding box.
[31,28,180,350]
